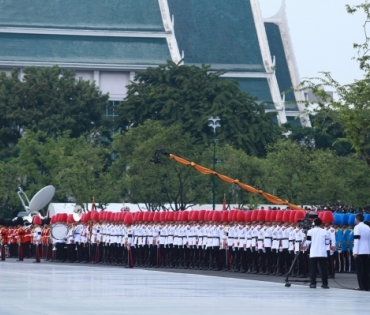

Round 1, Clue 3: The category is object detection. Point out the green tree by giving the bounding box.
[200,144,265,209]
[308,149,370,206]
[116,61,279,157]
[283,111,354,156]
[262,139,370,207]
[262,139,314,205]
[16,131,114,211]
[0,160,25,217]
[298,3,370,167]
[111,120,209,211]
[0,66,109,160]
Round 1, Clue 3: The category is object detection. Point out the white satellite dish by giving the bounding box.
[18,185,55,213]
[29,185,55,212]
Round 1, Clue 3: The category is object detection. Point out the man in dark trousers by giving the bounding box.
[304,218,332,289]
[353,213,370,291]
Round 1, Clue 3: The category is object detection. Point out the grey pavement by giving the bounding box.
[0,259,369,315]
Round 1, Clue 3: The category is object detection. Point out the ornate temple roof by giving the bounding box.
[0,0,310,126]
[0,0,165,31]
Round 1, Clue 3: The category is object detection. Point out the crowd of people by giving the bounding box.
[1,209,369,290]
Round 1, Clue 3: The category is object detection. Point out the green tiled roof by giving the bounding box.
[167,0,265,72]
[0,33,171,65]
[0,0,164,32]
[231,77,275,109]
[264,22,298,111]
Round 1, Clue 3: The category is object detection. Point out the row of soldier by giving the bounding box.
[1,209,359,277]
[0,216,43,262]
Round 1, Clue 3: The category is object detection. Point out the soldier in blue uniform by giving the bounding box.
[341,214,350,272]
[342,224,350,272]
[335,225,343,272]
[348,214,356,273]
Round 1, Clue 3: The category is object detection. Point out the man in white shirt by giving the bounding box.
[305,218,331,289]
[353,213,370,291]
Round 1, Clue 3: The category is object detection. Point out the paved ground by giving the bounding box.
[0,259,368,315]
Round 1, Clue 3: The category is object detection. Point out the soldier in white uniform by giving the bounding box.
[205,221,213,270]
[119,221,127,266]
[100,220,107,264]
[220,216,229,271]
[326,222,336,278]
[166,215,175,268]
[183,218,191,269]
[238,221,247,273]
[294,224,306,277]
[124,213,135,268]
[141,219,149,267]
[158,214,167,268]
[90,221,98,263]
[111,222,119,265]
[227,221,238,271]
[187,218,196,269]
[151,219,160,267]
[210,212,222,271]
[197,220,204,269]
[264,220,273,274]
[74,222,82,263]
[271,222,280,275]
[288,222,297,275]
[66,223,75,262]
[80,222,89,263]
[257,222,266,274]
[251,222,259,274]
[245,222,253,273]
[172,221,180,268]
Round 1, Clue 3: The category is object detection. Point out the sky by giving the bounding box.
[258,0,366,85]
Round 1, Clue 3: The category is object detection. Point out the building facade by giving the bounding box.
[0,0,310,127]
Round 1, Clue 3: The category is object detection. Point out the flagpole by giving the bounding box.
[208,117,221,210]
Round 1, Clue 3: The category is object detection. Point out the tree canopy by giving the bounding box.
[111,120,209,211]
[0,66,109,160]
[116,60,279,157]
[298,3,370,167]
[15,131,114,212]
[282,111,354,156]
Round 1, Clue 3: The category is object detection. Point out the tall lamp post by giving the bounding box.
[208,116,221,210]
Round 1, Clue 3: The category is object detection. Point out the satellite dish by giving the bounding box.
[28,185,55,212]
[18,186,56,212]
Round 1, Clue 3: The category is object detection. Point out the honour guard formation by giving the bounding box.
[1,209,369,290]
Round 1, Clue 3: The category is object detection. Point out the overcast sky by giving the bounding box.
[258,0,366,85]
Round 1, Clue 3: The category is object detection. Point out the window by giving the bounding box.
[103,100,121,136]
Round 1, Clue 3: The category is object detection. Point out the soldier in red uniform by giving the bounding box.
[17,224,25,261]
[9,225,18,258]
[41,224,48,259]
[23,224,32,258]
[44,222,52,261]
[0,219,9,261]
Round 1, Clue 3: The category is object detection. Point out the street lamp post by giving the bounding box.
[208,116,221,210]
